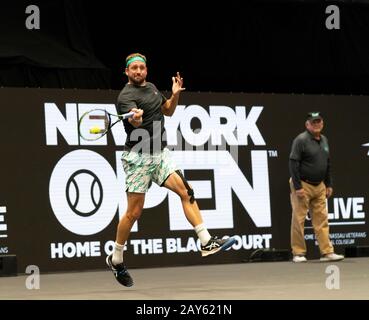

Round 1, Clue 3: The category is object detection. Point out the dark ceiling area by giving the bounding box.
[2,0,369,94]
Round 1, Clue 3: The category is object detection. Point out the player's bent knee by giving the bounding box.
[178,188,191,201]
[175,170,195,203]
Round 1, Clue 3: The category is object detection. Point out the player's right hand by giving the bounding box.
[131,108,143,120]
[128,108,143,127]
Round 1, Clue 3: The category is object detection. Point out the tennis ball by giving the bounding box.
[89,126,101,134]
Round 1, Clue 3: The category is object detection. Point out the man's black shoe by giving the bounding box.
[106,254,134,287]
[201,236,236,257]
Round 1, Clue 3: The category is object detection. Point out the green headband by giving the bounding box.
[126,56,146,68]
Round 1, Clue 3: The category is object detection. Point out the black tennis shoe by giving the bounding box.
[106,254,134,287]
[201,236,236,257]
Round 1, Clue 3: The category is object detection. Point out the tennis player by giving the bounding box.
[106,53,236,287]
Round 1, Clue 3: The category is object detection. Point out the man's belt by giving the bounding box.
[301,178,321,186]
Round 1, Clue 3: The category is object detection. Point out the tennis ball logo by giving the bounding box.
[49,150,119,235]
[66,170,103,217]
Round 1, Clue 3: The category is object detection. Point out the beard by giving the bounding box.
[129,75,145,86]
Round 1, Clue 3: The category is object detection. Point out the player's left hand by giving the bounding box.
[172,72,185,96]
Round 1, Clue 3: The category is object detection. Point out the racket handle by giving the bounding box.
[120,111,136,119]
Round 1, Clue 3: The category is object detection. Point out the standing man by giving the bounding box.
[106,53,236,286]
[289,112,344,263]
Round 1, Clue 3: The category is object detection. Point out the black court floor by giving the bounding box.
[0,258,368,300]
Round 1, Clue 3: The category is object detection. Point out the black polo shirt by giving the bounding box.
[289,130,332,190]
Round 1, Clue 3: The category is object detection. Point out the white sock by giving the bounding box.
[194,223,211,246]
[112,242,124,265]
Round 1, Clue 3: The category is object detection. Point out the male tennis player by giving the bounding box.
[106,53,236,287]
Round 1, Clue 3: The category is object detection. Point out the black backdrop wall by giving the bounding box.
[0,88,368,273]
[1,1,369,94]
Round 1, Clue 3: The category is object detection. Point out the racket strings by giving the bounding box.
[79,109,111,141]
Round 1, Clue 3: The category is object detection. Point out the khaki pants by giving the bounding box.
[289,179,334,256]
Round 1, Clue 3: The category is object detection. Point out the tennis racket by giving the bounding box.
[78,109,135,141]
